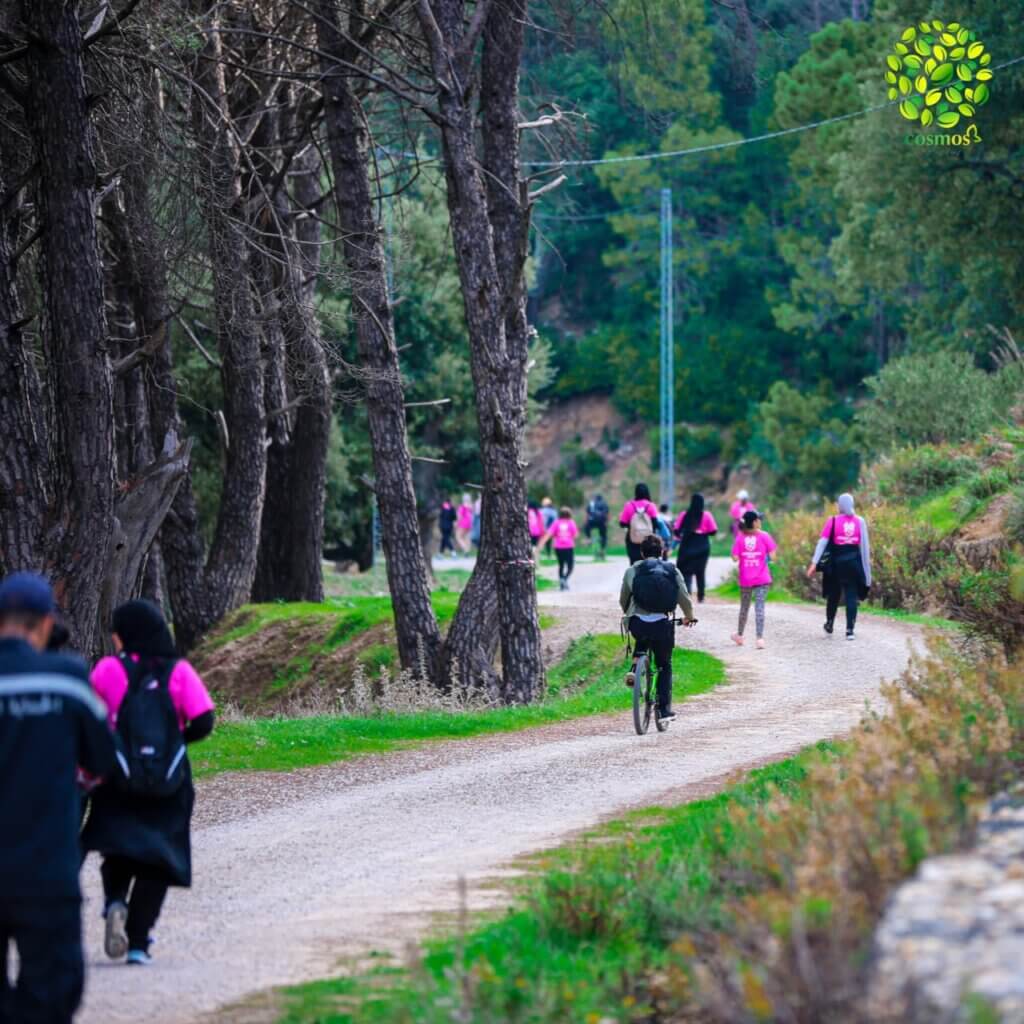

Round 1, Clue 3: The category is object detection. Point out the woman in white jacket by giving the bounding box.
[805,493,872,640]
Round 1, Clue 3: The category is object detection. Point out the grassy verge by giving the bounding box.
[275,645,1024,1023]
[192,634,724,778]
[275,745,836,1024]
[710,575,797,603]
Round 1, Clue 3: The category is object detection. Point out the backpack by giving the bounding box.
[113,655,187,798]
[528,507,543,538]
[589,498,608,523]
[628,505,654,544]
[655,516,672,542]
[631,559,679,613]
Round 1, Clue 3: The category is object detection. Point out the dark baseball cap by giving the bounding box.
[0,572,56,616]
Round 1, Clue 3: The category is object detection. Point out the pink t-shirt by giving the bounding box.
[822,515,862,546]
[91,655,215,732]
[619,499,659,527]
[730,500,755,522]
[732,531,777,587]
[674,509,718,535]
[550,518,578,550]
[457,504,473,530]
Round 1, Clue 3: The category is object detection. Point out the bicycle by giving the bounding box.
[627,617,695,735]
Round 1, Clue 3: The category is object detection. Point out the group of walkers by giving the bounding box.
[618,482,873,725]
[438,493,481,555]
[0,573,214,1022]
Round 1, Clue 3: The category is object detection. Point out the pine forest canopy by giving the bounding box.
[0,0,1020,692]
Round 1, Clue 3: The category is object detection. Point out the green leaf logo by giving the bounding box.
[888,22,994,132]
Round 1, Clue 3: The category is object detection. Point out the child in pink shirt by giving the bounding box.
[81,600,215,966]
[730,510,778,649]
[538,506,579,591]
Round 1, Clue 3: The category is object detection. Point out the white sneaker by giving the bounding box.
[104,900,128,960]
[756,638,765,649]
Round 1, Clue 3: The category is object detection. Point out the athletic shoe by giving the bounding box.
[126,949,152,966]
[657,709,677,724]
[824,620,834,635]
[846,631,855,641]
[731,633,744,646]
[624,669,636,688]
[756,638,765,649]
[104,900,129,960]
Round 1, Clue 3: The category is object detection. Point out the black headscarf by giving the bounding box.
[111,599,177,659]
[681,493,704,534]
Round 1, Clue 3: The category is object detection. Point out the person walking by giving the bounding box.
[619,535,697,724]
[674,493,718,603]
[731,510,777,649]
[806,493,872,640]
[618,483,660,564]
[527,501,545,546]
[438,499,457,556]
[455,494,474,553]
[584,493,609,560]
[0,572,117,1023]
[81,600,215,966]
[470,495,482,552]
[540,497,557,558]
[729,489,756,537]
[538,507,579,590]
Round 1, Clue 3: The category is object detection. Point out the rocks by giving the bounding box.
[866,789,1024,1023]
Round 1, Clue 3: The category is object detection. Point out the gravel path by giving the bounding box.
[77,560,923,1024]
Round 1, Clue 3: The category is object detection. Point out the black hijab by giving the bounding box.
[681,493,704,534]
[112,599,177,659]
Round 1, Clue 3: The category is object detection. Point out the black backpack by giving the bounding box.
[114,655,187,798]
[631,559,679,613]
[590,498,608,523]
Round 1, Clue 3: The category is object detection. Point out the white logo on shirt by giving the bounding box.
[744,536,757,551]
[843,521,855,536]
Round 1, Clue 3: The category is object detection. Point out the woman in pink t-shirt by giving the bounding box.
[455,493,474,553]
[538,506,579,590]
[673,492,718,603]
[730,509,778,649]
[81,600,215,966]
[618,482,660,565]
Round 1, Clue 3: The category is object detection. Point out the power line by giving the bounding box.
[524,53,1024,170]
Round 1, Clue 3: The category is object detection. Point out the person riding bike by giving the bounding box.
[619,534,696,724]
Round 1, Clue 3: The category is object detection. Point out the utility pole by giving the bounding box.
[659,187,675,506]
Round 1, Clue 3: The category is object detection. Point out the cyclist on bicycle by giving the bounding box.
[619,534,696,724]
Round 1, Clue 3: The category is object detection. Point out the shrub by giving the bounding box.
[678,424,723,463]
[858,351,999,452]
[674,646,1024,1022]
[869,444,974,502]
[943,554,1024,655]
[1006,487,1024,546]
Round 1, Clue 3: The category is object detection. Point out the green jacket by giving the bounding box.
[620,560,694,619]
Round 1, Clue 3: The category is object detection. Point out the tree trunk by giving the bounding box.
[159,10,269,649]
[22,0,115,653]
[0,158,48,577]
[316,1,443,679]
[418,0,545,702]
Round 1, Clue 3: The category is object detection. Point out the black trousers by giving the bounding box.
[0,900,83,1024]
[555,548,574,580]
[584,520,607,551]
[439,528,454,554]
[101,856,168,951]
[826,580,860,633]
[626,539,644,564]
[677,554,709,602]
[628,616,674,714]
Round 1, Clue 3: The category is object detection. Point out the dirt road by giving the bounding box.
[78,559,923,1023]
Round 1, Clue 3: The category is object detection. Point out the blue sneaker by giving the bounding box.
[126,948,152,966]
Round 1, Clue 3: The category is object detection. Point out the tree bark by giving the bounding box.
[417,0,545,702]
[21,0,115,653]
[158,9,269,649]
[316,0,443,679]
[0,158,48,578]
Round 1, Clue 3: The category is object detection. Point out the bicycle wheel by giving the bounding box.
[632,654,653,735]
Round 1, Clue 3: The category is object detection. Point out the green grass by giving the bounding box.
[192,635,724,778]
[859,606,961,629]
[913,485,969,535]
[325,563,472,598]
[710,575,798,603]
[275,743,836,1024]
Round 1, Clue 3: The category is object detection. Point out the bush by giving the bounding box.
[869,444,974,502]
[678,424,723,463]
[943,554,1024,655]
[858,351,999,452]
[1006,487,1024,545]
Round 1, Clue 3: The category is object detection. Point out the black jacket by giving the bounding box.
[0,636,116,904]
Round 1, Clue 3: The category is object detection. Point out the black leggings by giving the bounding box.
[677,555,709,602]
[628,616,674,714]
[100,857,168,952]
[556,548,574,580]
